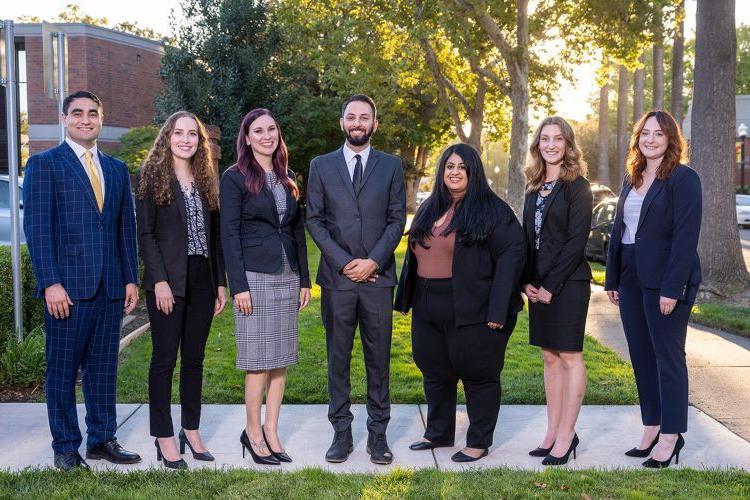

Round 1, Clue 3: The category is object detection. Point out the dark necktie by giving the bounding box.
[352,154,363,194]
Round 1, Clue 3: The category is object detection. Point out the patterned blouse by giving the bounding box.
[182,181,208,257]
[265,170,287,223]
[534,180,557,250]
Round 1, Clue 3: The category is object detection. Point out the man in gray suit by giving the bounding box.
[307,95,406,465]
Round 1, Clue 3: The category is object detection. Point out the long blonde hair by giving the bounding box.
[525,116,588,192]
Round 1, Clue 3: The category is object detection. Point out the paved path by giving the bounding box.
[587,287,750,442]
[2,403,749,473]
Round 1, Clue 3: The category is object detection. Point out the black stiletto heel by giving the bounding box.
[240,429,280,465]
[625,433,660,457]
[179,429,215,461]
[262,425,292,463]
[529,443,554,457]
[542,434,579,466]
[643,434,684,468]
[154,439,188,470]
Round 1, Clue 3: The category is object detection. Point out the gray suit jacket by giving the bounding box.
[306,147,406,290]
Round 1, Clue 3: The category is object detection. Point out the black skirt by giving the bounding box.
[528,280,590,352]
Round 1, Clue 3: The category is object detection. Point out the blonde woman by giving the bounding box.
[521,116,593,466]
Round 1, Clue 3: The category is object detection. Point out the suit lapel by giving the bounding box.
[359,149,379,196]
[200,193,211,243]
[60,142,100,214]
[171,178,188,227]
[636,178,665,233]
[335,148,357,200]
[99,152,116,216]
[523,193,536,242]
[261,182,281,225]
[539,181,564,229]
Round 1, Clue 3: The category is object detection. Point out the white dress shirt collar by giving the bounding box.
[65,137,105,193]
[342,144,371,180]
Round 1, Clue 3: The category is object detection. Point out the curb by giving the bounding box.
[119,322,150,352]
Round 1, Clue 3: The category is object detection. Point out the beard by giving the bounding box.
[344,125,373,146]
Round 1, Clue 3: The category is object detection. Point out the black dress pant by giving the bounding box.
[147,256,215,437]
[411,277,515,449]
[321,285,393,437]
[618,244,695,434]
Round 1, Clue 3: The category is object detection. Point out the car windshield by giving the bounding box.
[737,196,750,207]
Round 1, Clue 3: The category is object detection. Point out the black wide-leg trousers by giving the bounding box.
[411,277,515,449]
[147,256,215,437]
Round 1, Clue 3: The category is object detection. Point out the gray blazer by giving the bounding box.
[306,147,406,290]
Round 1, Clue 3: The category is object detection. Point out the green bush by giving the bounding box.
[0,325,45,385]
[114,126,159,174]
[0,246,45,355]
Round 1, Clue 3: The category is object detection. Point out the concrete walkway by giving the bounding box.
[587,287,750,442]
[2,403,749,472]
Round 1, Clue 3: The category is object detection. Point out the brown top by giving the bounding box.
[413,206,456,279]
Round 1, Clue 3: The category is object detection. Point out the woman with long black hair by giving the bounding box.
[395,143,526,462]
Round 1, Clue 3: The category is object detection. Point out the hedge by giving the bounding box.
[0,246,44,354]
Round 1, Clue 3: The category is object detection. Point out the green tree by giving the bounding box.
[737,24,750,93]
[115,126,159,174]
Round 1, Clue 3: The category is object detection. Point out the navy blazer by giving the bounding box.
[22,142,138,300]
[220,167,310,296]
[604,165,702,300]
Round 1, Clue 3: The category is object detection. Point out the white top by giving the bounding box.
[622,188,645,244]
[65,137,106,196]
[343,144,371,181]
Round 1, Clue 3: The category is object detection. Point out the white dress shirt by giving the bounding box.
[622,188,645,244]
[342,144,371,181]
[65,137,106,196]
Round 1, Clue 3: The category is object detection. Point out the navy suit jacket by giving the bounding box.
[604,164,702,301]
[23,142,138,300]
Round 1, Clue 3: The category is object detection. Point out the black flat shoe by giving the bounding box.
[155,439,188,470]
[179,429,214,461]
[528,444,554,457]
[262,425,292,463]
[240,429,279,465]
[643,434,684,469]
[86,439,142,464]
[542,434,579,466]
[53,451,90,471]
[625,433,660,457]
[409,440,451,451]
[451,449,489,462]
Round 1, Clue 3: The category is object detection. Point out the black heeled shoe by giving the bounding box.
[240,429,280,465]
[154,439,188,470]
[625,433,660,457]
[179,429,215,461]
[542,434,579,466]
[262,425,292,463]
[451,448,489,462]
[528,443,554,457]
[643,434,684,468]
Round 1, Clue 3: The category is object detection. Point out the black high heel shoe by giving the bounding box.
[240,429,280,465]
[155,439,188,470]
[643,434,684,468]
[625,433,660,457]
[179,429,215,461]
[542,434,579,466]
[262,425,292,463]
[529,443,554,457]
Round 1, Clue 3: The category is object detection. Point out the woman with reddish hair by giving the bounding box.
[220,109,311,465]
[605,110,701,468]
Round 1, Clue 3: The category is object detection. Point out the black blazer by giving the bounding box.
[220,167,310,296]
[136,178,226,298]
[604,165,702,300]
[394,201,526,327]
[521,176,593,295]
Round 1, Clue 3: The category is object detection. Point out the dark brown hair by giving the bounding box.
[626,110,687,188]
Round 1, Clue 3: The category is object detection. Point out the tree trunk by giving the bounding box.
[653,34,665,109]
[617,65,629,183]
[633,54,645,123]
[671,0,685,123]
[507,81,529,215]
[401,145,419,213]
[692,0,750,293]
[597,83,611,188]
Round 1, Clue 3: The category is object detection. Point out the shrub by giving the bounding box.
[0,246,45,355]
[0,325,45,385]
[114,126,159,174]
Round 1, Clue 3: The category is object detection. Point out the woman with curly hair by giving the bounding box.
[136,111,227,469]
[521,116,592,466]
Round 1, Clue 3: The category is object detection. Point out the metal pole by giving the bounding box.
[56,32,66,142]
[2,20,24,341]
[742,137,746,193]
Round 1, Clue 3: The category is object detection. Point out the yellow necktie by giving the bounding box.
[84,150,104,212]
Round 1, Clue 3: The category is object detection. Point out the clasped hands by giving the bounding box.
[343,258,378,283]
[523,284,553,304]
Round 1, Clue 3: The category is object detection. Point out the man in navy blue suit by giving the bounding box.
[23,91,141,470]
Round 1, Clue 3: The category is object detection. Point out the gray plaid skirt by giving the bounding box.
[234,251,300,371]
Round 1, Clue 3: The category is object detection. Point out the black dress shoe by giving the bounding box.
[643,434,684,469]
[262,426,292,463]
[625,433,660,457]
[179,429,215,461]
[451,449,489,462]
[240,429,280,465]
[54,451,90,471]
[367,435,393,465]
[155,439,188,470]
[542,434,579,466]
[409,440,451,451]
[325,428,353,463]
[86,439,142,464]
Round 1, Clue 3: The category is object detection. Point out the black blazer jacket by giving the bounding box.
[220,167,311,296]
[394,200,526,327]
[521,176,593,295]
[136,178,226,298]
[604,165,702,301]
[306,147,406,290]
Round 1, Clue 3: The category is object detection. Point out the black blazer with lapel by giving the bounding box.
[220,166,310,296]
[521,176,593,295]
[604,165,702,300]
[136,177,226,298]
[306,147,407,290]
[394,200,526,327]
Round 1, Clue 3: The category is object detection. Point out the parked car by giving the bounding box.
[591,183,616,206]
[416,191,430,207]
[737,194,750,229]
[585,196,618,263]
[0,175,25,246]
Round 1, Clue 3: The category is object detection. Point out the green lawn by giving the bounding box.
[117,236,637,405]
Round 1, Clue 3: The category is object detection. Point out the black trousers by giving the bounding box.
[618,244,695,434]
[147,256,215,437]
[321,286,393,437]
[411,277,515,449]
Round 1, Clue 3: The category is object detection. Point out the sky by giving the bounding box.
[6,0,750,122]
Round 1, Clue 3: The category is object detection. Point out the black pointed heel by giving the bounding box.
[625,433,660,457]
[154,439,188,470]
[542,434,579,466]
[529,443,554,457]
[240,429,280,465]
[179,429,215,461]
[643,434,684,468]
[262,425,292,463]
